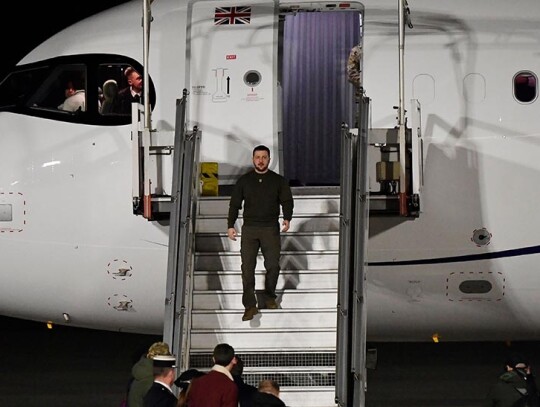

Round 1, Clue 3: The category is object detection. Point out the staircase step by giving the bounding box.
[280,389,336,407]
[188,350,336,367]
[195,232,339,252]
[195,251,338,271]
[189,327,337,350]
[197,195,340,216]
[194,270,338,291]
[191,308,337,329]
[196,213,340,233]
[192,289,337,309]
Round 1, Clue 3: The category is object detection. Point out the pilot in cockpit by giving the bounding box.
[58,77,86,112]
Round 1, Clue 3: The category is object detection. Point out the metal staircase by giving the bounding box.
[159,93,372,407]
[187,190,341,407]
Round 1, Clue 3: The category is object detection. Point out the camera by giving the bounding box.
[515,367,529,379]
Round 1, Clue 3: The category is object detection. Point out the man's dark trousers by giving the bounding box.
[240,225,281,308]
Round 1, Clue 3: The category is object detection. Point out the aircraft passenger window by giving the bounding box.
[463,73,486,103]
[514,71,537,103]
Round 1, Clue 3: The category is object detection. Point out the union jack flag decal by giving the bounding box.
[214,6,251,25]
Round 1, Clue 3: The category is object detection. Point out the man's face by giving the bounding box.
[128,71,143,93]
[252,149,270,173]
[65,81,76,98]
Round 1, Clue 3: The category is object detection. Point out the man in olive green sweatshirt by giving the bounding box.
[227,145,294,321]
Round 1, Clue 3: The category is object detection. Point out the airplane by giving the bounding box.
[1,0,540,348]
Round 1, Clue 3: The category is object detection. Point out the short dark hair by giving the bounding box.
[231,355,244,376]
[506,353,528,369]
[253,145,270,157]
[213,343,235,366]
[152,366,174,377]
[124,66,138,79]
[65,74,85,91]
[258,379,280,393]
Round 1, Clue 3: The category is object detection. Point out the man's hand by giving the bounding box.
[227,227,237,241]
[281,219,290,233]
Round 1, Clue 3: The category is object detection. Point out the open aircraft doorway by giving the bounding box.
[279,4,362,186]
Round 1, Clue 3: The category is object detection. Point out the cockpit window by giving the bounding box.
[98,63,148,116]
[0,54,155,126]
[514,71,537,103]
[0,66,50,109]
[26,64,87,113]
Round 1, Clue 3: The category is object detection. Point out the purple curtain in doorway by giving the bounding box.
[282,11,359,186]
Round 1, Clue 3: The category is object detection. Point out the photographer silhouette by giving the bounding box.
[483,353,540,407]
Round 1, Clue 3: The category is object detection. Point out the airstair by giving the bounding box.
[132,91,373,406]
[130,85,418,406]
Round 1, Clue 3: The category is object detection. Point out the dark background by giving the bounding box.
[0,1,130,81]
[0,315,160,406]
[3,311,540,407]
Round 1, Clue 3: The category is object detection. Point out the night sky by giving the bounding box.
[1,1,130,81]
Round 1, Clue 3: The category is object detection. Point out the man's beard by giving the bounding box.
[255,163,268,172]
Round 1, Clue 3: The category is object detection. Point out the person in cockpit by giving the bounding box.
[115,66,143,114]
[58,77,86,112]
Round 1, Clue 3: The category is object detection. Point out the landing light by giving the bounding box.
[46,321,53,329]
[432,333,440,343]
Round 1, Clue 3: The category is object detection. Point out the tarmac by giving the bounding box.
[0,316,160,407]
[2,315,540,407]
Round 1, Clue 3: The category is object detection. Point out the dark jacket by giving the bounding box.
[252,391,286,407]
[143,382,177,407]
[483,370,540,407]
[128,357,153,407]
[227,170,294,228]
[116,87,141,115]
[234,375,258,407]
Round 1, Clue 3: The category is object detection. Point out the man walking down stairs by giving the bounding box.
[226,145,294,322]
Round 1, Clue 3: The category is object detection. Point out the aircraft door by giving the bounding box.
[187,0,279,186]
